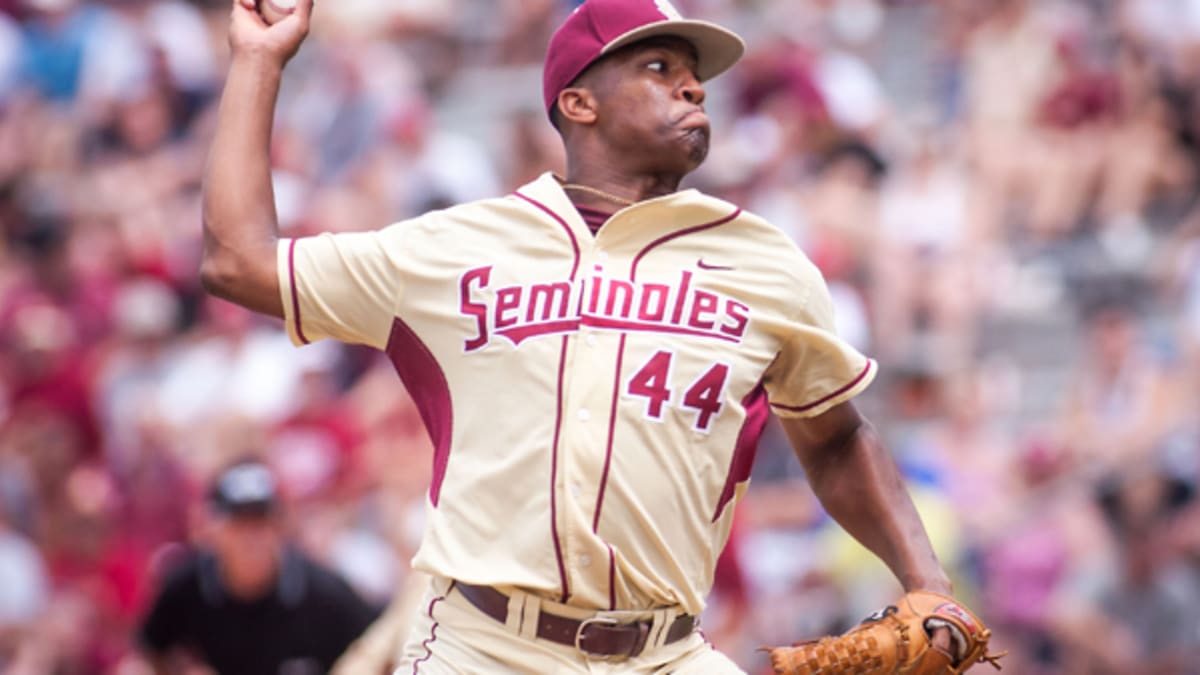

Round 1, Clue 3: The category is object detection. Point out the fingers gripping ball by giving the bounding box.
[257,0,296,25]
[767,591,1005,674]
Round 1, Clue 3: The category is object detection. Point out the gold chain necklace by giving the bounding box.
[557,177,637,208]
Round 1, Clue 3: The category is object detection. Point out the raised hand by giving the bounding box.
[227,0,314,68]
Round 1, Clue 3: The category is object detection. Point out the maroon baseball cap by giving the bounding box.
[543,0,745,116]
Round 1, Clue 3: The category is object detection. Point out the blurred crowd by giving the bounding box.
[0,0,1198,673]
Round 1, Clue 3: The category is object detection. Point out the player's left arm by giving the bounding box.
[780,400,952,595]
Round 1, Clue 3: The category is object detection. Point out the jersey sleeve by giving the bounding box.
[277,228,405,350]
[762,261,876,418]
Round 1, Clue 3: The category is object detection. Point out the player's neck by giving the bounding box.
[560,165,683,210]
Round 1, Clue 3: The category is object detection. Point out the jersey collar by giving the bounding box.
[515,172,739,242]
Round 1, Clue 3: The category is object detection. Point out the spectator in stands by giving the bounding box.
[0,510,48,671]
[1059,300,1183,474]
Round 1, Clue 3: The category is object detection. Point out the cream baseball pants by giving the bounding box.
[396,576,745,674]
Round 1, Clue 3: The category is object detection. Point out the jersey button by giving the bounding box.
[598,251,609,261]
[579,554,592,567]
[585,334,597,347]
[577,408,590,422]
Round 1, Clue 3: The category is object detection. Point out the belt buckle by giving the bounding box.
[573,616,625,661]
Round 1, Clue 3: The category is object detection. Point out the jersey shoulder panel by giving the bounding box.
[732,207,818,264]
[714,205,827,311]
[678,195,810,260]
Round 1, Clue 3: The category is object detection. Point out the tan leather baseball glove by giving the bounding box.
[766,590,1005,674]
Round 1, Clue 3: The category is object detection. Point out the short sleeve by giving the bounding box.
[762,264,876,418]
[277,228,405,350]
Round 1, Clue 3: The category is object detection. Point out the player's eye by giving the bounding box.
[647,60,667,73]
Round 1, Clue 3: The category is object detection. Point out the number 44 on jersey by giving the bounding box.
[626,350,730,432]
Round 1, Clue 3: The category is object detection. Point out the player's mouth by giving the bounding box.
[676,108,709,130]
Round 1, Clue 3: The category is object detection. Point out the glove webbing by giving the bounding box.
[775,607,905,674]
[796,633,887,673]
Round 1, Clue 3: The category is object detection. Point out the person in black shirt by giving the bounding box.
[137,460,379,675]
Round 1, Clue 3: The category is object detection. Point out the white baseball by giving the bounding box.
[257,0,296,25]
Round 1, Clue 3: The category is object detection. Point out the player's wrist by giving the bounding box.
[229,47,290,73]
[900,571,953,597]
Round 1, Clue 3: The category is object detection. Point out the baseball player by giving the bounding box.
[201,0,965,672]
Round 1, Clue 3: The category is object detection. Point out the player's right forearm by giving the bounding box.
[200,51,286,317]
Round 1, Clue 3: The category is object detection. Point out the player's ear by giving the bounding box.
[557,87,598,126]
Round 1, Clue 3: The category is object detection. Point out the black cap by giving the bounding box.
[208,461,279,517]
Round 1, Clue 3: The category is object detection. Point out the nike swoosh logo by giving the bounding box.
[697,258,735,271]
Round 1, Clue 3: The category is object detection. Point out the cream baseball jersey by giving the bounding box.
[277,172,875,615]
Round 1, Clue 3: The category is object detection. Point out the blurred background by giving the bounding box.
[0,0,1198,672]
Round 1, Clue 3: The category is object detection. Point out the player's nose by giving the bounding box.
[679,72,705,107]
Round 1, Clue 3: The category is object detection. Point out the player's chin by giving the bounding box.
[676,126,711,169]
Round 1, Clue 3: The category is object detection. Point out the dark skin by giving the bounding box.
[555,36,711,206]
[202,1,954,658]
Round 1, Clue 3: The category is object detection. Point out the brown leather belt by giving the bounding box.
[453,582,696,659]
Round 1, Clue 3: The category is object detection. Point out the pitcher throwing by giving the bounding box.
[200,0,999,672]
